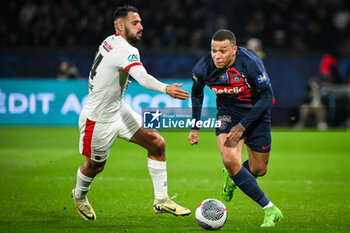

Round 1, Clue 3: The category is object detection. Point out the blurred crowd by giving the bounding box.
[1,0,350,51]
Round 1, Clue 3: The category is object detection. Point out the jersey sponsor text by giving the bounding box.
[210,86,246,94]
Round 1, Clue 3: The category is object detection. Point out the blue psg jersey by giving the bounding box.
[191,46,274,129]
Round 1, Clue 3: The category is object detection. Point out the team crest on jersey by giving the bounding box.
[232,74,241,82]
[218,115,232,130]
[219,72,228,82]
[128,54,139,62]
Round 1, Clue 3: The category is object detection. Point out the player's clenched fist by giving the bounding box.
[166,83,190,100]
[188,130,199,145]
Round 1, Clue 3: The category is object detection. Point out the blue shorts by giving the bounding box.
[216,114,271,153]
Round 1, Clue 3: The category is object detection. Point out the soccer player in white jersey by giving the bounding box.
[71,5,191,220]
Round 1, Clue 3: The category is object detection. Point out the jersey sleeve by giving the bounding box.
[239,58,274,129]
[246,57,270,92]
[191,62,206,130]
[117,46,143,72]
[239,85,274,129]
[128,65,167,93]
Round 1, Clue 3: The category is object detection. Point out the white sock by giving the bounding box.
[263,201,274,209]
[75,168,94,200]
[147,158,168,200]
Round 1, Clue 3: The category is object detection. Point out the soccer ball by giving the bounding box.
[195,199,227,230]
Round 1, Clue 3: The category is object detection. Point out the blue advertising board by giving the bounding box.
[0,78,216,126]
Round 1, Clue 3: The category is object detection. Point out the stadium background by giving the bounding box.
[1,0,350,127]
[0,0,349,232]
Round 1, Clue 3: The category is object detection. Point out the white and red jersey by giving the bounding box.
[82,34,143,122]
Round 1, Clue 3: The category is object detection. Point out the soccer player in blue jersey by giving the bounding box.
[188,29,283,227]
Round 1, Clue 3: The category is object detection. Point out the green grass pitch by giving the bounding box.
[0,126,349,232]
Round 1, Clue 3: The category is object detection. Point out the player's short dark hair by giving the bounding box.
[113,5,139,21]
[212,29,236,45]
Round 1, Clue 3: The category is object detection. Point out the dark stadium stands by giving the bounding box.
[1,0,349,51]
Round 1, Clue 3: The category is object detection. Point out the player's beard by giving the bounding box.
[125,27,142,45]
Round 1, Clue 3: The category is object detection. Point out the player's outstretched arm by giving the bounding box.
[188,129,199,145]
[166,83,189,100]
[128,66,189,99]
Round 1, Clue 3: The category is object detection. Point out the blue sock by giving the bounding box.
[242,160,258,178]
[231,167,270,208]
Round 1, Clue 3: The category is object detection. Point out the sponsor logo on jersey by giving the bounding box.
[128,54,139,62]
[93,149,107,160]
[209,86,246,94]
[103,41,113,52]
[219,72,228,82]
[256,73,267,83]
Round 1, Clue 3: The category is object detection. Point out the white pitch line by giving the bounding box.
[19,176,350,186]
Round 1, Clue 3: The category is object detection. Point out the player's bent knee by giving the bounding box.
[95,163,106,173]
[149,133,165,156]
[87,159,106,174]
[252,167,267,177]
[155,136,166,153]
[222,157,241,171]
